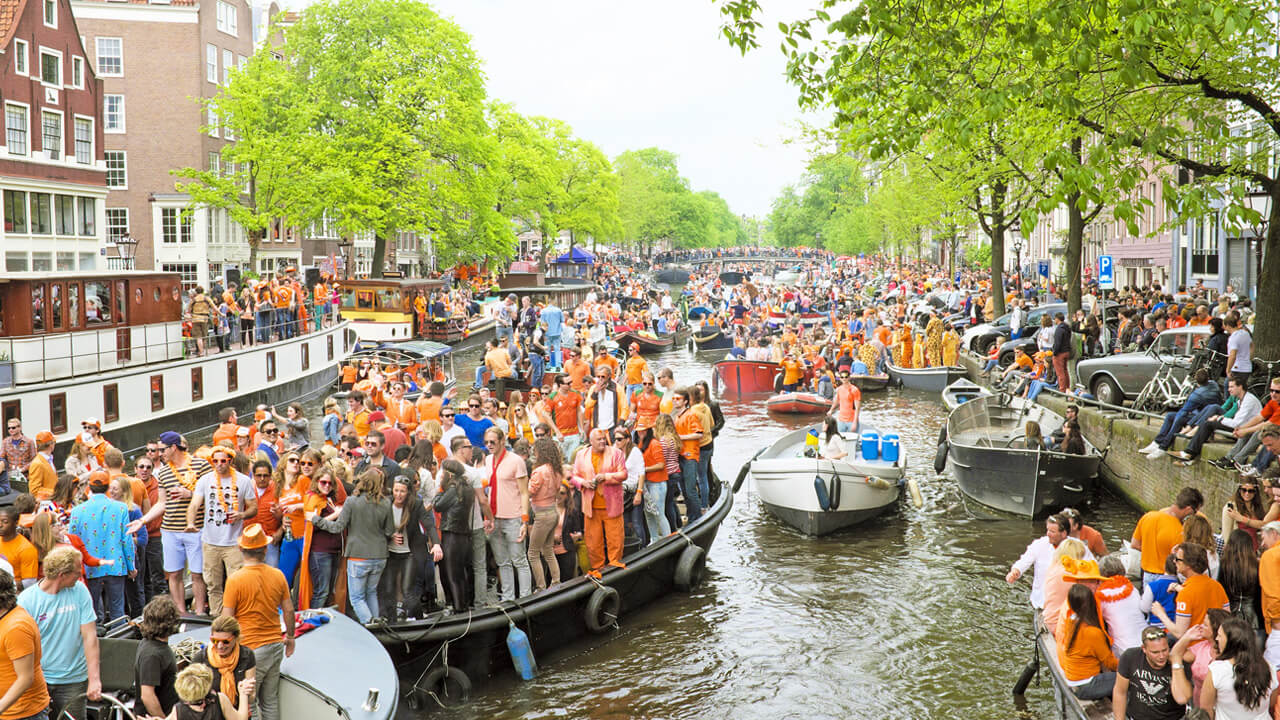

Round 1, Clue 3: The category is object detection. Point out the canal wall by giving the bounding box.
[955,352,1239,521]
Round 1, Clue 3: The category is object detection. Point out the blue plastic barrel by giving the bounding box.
[861,431,880,461]
[881,434,900,463]
[507,622,538,680]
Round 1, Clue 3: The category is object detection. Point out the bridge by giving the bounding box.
[680,254,811,266]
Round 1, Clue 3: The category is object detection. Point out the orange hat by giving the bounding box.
[35,431,54,444]
[87,470,110,492]
[1063,558,1107,582]
[238,525,269,550]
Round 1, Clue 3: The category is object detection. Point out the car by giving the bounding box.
[1074,325,1211,405]
[993,302,1122,367]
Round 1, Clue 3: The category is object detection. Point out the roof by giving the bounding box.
[0,0,21,40]
[73,0,197,5]
[553,247,596,264]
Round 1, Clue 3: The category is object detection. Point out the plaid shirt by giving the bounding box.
[2,435,35,471]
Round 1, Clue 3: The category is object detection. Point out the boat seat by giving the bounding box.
[99,636,140,695]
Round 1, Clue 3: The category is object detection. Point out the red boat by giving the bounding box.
[712,360,783,396]
[765,310,829,327]
[766,391,829,414]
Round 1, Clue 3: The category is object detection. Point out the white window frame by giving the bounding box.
[216,1,238,36]
[42,0,56,28]
[205,44,217,83]
[104,150,127,189]
[13,40,28,76]
[73,115,93,164]
[71,56,83,89]
[38,47,62,88]
[105,207,128,240]
[40,109,62,160]
[94,37,122,77]
[237,54,247,70]
[103,94,125,133]
[222,48,232,85]
[5,102,29,157]
[206,102,218,138]
[208,151,220,174]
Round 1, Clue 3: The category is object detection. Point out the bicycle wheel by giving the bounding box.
[1133,382,1159,413]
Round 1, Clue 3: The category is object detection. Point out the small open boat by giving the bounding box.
[766,391,829,414]
[615,330,674,354]
[942,378,993,411]
[886,362,968,392]
[688,327,735,354]
[765,310,829,327]
[712,359,783,396]
[943,394,1101,517]
[748,423,909,535]
[850,374,891,392]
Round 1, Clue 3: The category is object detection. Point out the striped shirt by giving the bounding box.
[155,456,212,532]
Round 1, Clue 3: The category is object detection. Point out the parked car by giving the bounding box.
[993,302,1121,367]
[1075,325,1211,405]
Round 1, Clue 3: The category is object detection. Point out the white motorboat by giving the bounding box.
[748,423,909,535]
[941,378,993,411]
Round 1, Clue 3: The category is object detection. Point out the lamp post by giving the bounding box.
[1012,236,1024,294]
[336,237,353,280]
[115,233,138,271]
[1244,190,1272,300]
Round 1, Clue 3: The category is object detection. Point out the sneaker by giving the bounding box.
[1167,451,1191,461]
[1139,441,1159,454]
[1146,449,1167,460]
[1173,459,1194,467]
[1242,466,1260,478]
[1210,458,1234,469]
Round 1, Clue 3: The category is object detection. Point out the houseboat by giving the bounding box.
[0,271,352,455]
[339,277,497,351]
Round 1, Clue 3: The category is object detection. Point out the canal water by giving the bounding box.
[342,346,1140,720]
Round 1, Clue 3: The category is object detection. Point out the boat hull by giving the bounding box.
[615,330,673,354]
[655,268,691,284]
[941,378,993,412]
[766,311,828,327]
[712,360,782,395]
[850,374,890,392]
[766,392,828,414]
[887,362,968,392]
[689,328,734,353]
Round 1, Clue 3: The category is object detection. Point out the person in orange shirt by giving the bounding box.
[564,348,591,392]
[313,281,329,329]
[671,388,705,521]
[780,353,805,392]
[630,372,663,431]
[272,278,294,340]
[346,392,372,440]
[384,381,419,435]
[1130,487,1202,586]
[623,344,649,397]
[339,361,358,392]
[212,407,240,447]
[415,382,447,425]
[593,344,619,379]
[1054,577,1118,700]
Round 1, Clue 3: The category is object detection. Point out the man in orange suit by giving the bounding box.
[26,431,57,500]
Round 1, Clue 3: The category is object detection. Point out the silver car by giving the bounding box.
[1075,325,1211,405]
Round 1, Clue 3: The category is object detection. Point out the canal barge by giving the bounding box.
[0,271,351,455]
[338,277,447,344]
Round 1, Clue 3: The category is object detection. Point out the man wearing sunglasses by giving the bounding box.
[1216,377,1280,473]
[454,397,494,458]
[186,447,256,614]
[131,432,213,616]
[439,407,466,449]
[353,431,400,489]
[254,421,281,470]
[2,418,34,475]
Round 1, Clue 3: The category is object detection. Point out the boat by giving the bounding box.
[748,423,908,535]
[766,391,829,414]
[886,361,968,392]
[94,610,397,720]
[335,340,457,400]
[1017,609,1109,719]
[719,270,746,286]
[655,267,692,284]
[370,471,733,710]
[850,374,891,392]
[0,271,351,458]
[614,330,674,354]
[336,276,448,345]
[423,313,496,349]
[943,394,1102,517]
[712,359,783,395]
[687,327,735,355]
[765,310,829,327]
[942,377,993,411]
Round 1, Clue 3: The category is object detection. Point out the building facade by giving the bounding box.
[0,0,108,274]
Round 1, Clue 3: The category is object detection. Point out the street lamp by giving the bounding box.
[115,233,138,270]
[1012,236,1024,292]
[336,237,353,280]
[1244,190,1272,299]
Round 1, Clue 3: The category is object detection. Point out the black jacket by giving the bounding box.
[432,479,474,535]
[394,497,439,552]
[1051,322,1072,355]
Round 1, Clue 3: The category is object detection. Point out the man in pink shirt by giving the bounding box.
[828,372,862,433]
[482,427,530,601]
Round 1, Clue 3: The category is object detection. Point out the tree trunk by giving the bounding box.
[1062,136,1086,316]
[247,229,262,275]
[1255,189,1280,361]
[988,181,1008,318]
[371,232,386,279]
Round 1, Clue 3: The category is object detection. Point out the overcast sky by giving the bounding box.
[281,0,823,217]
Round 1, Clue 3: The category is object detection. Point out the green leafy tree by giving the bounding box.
[549,134,621,264]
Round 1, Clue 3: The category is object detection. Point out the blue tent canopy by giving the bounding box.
[553,247,596,264]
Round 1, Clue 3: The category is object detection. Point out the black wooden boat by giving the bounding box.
[615,330,674,354]
[655,267,692,284]
[943,394,1101,517]
[719,270,746,286]
[374,472,733,710]
[687,327,735,354]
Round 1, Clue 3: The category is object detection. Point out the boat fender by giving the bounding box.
[828,474,841,511]
[733,446,771,493]
[937,425,948,446]
[933,441,948,474]
[584,586,620,633]
[774,373,784,393]
[814,475,832,511]
[673,544,707,591]
[865,476,892,491]
[687,337,695,353]
[908,477,924,508]
[506,621,538,681]
[418,665,471,708]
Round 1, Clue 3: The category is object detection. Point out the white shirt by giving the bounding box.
[623,447,644,492]
[1097,580,1146,655]
[1209,659,1277,720]
[1225,392,1263,429]
[594,389,616,431]
[1228,329,1253,373]
[1012,536,1096,608]
[441,423,466,449]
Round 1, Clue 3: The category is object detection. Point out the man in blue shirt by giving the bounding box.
[454,396,495,456]
[541,302,564,370]
[18,545,101,720]
[70,471,135,623]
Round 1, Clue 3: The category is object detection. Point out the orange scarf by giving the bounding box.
[207,643,240,704]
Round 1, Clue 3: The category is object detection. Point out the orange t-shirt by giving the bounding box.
[0,535,39,585]
[782,359,804,385]
[223,563,290,649]
[1261,545,1280,631]
[624,357,648,386]
[550,392,582,434]
[416,396,443,424]
[675,410,703,460]
[642,440,666,485]
[248,482,281,535]
[212,423,239,447]
[0,607,49,720]
[836,383,861,423]
[633,391,661,430]
[347,410,371,440]
[1055,614,1118,682]
[1132,510,1184,575]
[340,365,358,384]
[1175,574,1229,630]
[595,354,619,378]
[566,359,591,392]
[273,285,293,309]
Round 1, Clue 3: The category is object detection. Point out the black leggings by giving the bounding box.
[442,531,471,612]
[556,550,576,581]
[240,317,254,346]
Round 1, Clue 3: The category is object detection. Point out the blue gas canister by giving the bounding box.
[507,622,538,680]
[861,431,880,461]
[881,434,900,463]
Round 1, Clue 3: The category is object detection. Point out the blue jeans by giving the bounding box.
[255,309,272,343]
[837,420,857,433]
[1188,404,1224,428]
[1070,672,1116,700]
[1255,448,1276,472]
[264,541,280,569]
[627,383,643,398]
[665,476,683,530]
[1154,406,1197,449]
[643,478,670,542]
[1025,379,1050,403]
[347,558,387,623]
[496,324,512,341]
[680,457,703,521]
[473,366,487,389]
[982,358,999,373]
[309,551,336,608]
[86,575,125,624]
[696,446,713,511]
[547,335,562,368]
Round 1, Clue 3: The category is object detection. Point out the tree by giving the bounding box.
[488,103,563,247]
[615,148,697,255]
[549,133,621,265]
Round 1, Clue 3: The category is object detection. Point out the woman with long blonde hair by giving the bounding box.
[307,468,394,623]
[507,403,535,445]
[653,413,684,531]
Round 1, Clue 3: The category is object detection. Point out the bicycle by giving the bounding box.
[1132,355,1196,413]
[1247,357,1280,399]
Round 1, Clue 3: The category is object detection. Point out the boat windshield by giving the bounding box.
[376,288,402,311]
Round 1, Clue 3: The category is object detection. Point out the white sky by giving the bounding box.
[279,0,822,217]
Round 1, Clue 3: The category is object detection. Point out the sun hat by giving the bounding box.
[1063,558,1107,582]
[238,525,269,550]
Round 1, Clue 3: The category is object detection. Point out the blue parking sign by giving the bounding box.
[1037,259,1050,278]
[1097,255,1114,289]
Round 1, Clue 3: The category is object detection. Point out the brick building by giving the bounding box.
[0,0,108,273]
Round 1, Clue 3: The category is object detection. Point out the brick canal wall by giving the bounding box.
[955,352,1238,520]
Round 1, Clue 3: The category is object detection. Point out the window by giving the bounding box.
[206,103,218,138]
[160,263,198,292]
[78,253,93,271]
[103,95,124,132]
[31,284,43,330]
[95,37,121,76]
[66,281,79,326]
[40,110,61,159]
[49,283,62,329]
[216,0,238,36]
[266,351,276,381]
[4,254,25,272]
[327,334,333,361]
[39,51,60,86]
[3,191,25,233]
[55,195,74,234]
[227,359,237,391]
[78,197,95,236]
[206,44,217,83]
[56,252,73,272]
[29,193,51,234]
[103,384,119,423]
[222,49,232,85]
[161,208,192,243]
[84,281,111,324]
[237,54,247,70]
[105,208,128,240]
[6,104,27,155]
[301,344,309,371]
[71,57,83,88]
[48,393,66,434]
[13,40,27,75]
[115,327,130,362]
[104,150,126,187]
[0,402,19,430]
[43,0,55,27]
[73,117,91,164]
[208,151,220,174]
[31,252,51,272]
[150,375,163,412]
[191,368,203,401]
